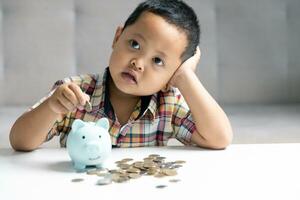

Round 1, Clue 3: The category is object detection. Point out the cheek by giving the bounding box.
[144,72,170,88]
[109,51,121,66]
[109,46,128,66]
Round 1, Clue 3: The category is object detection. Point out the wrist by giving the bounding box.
[174,69,197,90]
[44,98,65,121]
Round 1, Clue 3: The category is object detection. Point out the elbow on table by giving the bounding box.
[212,133,233,150]
[10,139,38,152]
[192,128,233,150]
[9,127,37,152]
[212,129,233,150]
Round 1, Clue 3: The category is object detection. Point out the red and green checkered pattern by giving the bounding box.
[31,68,196,148]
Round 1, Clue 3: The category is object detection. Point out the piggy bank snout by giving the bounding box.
[85,142,100,154]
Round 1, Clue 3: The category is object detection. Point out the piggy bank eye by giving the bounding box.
[98,135,101,139]
[82,136,86,139]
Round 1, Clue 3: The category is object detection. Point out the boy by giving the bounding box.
[9,0,232,151]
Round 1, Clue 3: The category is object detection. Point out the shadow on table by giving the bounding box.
[0,148,75,173]
[0,147,28,157]
[166,145,222,151]
[0,146,219,173]
[47,161,75,173]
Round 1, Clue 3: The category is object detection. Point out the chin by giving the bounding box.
[116,83,139,95]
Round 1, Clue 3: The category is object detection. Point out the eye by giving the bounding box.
[153,57,164,66]
[129,40,140,50]
[99,135,101,139]
[82,136,85,139]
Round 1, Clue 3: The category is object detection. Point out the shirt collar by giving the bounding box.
[146,93,158,120]
[145,88,177,121]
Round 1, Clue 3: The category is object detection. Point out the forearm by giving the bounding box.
[9,98,62,151]
[177,71,233,148]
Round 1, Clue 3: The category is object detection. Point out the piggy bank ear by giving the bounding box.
[96,118,110,131]
[72,119,85,130]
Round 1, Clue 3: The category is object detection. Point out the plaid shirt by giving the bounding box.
[32,68,196,148]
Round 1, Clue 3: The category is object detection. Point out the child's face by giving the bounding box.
[109,11,187,96]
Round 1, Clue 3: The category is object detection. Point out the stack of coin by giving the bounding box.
[83,154,186,185]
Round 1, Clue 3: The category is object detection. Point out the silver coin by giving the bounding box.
[169,178,181,183]
[149,154,160,158]
[71,178,84,182]
[156,185,167,189]
[96,178,112,185]
[121,158,134,162]
[162,168,177,176]
[85,101,92,112]
[172,164,183,169]
[128,173,141,179]
[96,176,112,185]
[174,160,186,164]
[86,169,96,175]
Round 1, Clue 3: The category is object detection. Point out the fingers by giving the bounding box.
[54,98,70,113]
[49,83,91,115]
[62,86,79,107]
[68,83,89,106]
[57,92,76,111]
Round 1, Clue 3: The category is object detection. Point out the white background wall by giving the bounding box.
[0,0,299,106]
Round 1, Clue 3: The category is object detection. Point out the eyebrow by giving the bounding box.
[132,33,167,58]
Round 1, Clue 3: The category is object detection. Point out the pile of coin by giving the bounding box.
[109,154,185,183]
[78,154,186,186]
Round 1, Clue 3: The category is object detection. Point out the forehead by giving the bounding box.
[123,12,187,59]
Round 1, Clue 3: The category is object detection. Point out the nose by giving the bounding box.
[130,58,144,72]
[86,142,100,155]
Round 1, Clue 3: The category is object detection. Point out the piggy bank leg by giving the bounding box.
[74,162,86,171]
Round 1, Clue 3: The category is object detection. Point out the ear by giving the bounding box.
[72,119,85,130]
[96,118,110,131]
[112,26,124,49]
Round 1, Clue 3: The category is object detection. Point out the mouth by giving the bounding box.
[89,155,101,161]
[121,71,137,84]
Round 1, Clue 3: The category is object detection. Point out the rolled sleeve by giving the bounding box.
[171,89,196,145]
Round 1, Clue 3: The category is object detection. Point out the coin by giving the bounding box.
[96,175,112,185]
[126,167,141,173]
[149,154,160,158]
[156,185,167,189]
[85,101,92,112]
[112,173,129,183]
[128,173,141,179]
[87,168,109,175]
[121,158,134,162]
[133,161,144,169]
[81,155,186,185]
[154,173,165,178]
[174,160,186,164]
[169,178,181,183]
[118,163,131,170]
[71,178,84,182]
[162,168,177,176]
[87,168,98,175]
[172,164,183,169]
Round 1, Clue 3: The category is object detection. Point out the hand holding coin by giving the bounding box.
[48,83,90,114]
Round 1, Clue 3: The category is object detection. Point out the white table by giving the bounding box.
[1,144,300,200]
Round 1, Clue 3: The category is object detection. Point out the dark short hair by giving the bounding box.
[123,0,200,62]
